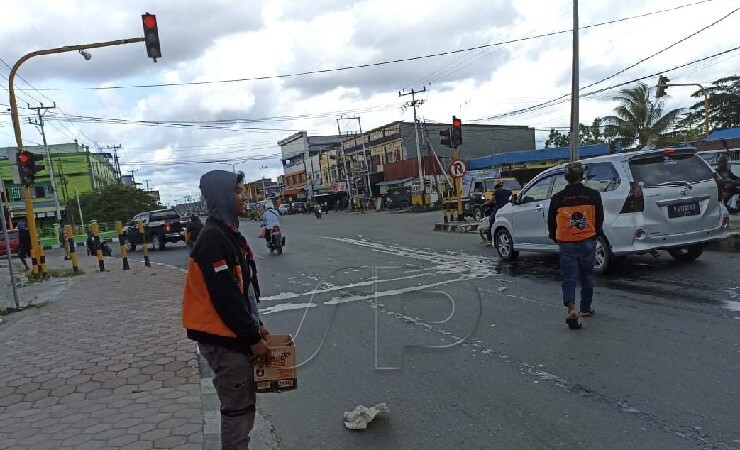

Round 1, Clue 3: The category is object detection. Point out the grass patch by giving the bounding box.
[26,267,85,284]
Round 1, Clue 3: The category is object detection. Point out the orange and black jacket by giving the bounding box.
[182,219,262,353]
[547,183,604,243]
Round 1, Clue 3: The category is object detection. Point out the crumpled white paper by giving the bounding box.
[343,403,389,430]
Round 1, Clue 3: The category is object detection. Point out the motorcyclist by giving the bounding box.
[185,214,204,254]
[261,205,281,246]
[715,155,739,210]
[482,181,513,245]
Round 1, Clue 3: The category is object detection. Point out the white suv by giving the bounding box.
[491,147,730,273]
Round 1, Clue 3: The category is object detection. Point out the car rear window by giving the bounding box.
[150,210,181,221]
[629,153,714,186]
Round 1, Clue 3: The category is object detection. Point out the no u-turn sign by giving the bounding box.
[448,159,466,178]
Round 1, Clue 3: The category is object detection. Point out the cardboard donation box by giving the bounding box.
[254,335,297,393]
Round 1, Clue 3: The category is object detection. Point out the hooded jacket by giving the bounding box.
[182,170,262,353]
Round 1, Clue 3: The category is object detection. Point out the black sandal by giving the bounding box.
[566,316,582,329]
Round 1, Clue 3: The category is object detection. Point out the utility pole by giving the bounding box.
[345,116,373,209]
[28,103,62,223]
[569,0,580,162]
[144,179,151,191]
[106,144,122,182]
[336,119,355,208]
[129,169,138,186]
[399,87,427,205]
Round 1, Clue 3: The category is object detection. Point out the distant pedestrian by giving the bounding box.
[182,170,269,449]
[16,221,31,271]
[185,214,203,255]
[547,162,604,329]
[59,220,70,260]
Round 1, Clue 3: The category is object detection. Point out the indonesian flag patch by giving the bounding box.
[213,260,229,273]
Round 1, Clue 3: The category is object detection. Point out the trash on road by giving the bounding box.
[343,403,389,430]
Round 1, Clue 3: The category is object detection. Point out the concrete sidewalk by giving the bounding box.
[0,253,276,449]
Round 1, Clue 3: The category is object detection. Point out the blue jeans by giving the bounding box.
[558,239,596,312]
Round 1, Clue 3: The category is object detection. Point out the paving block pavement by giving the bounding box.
[0,252,279,449]
[0,255,204,449]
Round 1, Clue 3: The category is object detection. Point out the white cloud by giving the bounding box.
[1,0,738,204]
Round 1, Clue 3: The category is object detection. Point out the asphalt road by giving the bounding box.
[118,211,740,449]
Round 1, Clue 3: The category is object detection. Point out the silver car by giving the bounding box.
[491,147,730,274]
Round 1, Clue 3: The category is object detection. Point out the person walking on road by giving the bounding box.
[16,221,31,271]
[182,170,269,449]
[547,162,604,329]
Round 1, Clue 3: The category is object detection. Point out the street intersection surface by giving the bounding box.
[131,211,740,449]
[2,211,739,449]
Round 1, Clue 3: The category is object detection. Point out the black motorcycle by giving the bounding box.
[266,225,285,255]
[86,234,112,257]
[314,207,322,219]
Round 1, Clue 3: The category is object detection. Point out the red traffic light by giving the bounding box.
[18,153,30,164]
[143,14,157,29]
[453,118,462,128]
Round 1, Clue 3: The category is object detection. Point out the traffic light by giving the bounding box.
[439,128,452,148]
[142,13,162,61]
[17,151,45,187]
[452,116,463,147]
[656,75,670,98]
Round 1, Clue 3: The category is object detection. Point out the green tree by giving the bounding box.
[602,82,683,148]
[544,118,608,148]
[544,128,570,148]
[661,111,705,146]
[689,75,740,129]
[69,184,161,224]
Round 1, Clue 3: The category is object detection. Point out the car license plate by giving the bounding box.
[668,202,700,218]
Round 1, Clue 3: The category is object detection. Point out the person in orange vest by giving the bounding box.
[547,162,604,330]
[182,170,269,448]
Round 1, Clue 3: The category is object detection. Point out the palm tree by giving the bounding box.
[602,82,683,148]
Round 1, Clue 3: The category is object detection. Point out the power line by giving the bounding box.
[472,36,740,124]
[30,0,721,92]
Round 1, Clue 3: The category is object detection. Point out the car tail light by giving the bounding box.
[635,229,646,239]
[722,217,729,228]
[620,181,644,213]
[165,221,171,232]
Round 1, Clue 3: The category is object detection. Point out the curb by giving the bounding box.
[196,347,279,450]
[434,221,479,233]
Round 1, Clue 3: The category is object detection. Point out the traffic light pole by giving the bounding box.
[8,37,145,278]
[454,146,464,221]
[657,82,710,136]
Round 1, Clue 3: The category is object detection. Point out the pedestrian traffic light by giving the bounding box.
[440,128,452,148]
[656,75,670,98]
[16,151,44,187]
[452,116,463,147]
[142,13,161,61]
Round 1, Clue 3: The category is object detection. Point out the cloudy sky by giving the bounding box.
[1,0,739,204]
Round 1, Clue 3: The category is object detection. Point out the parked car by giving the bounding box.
[0,229,19,257]
[123,209,188,251]
[386,186,413,209]
[491,147,730,274]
